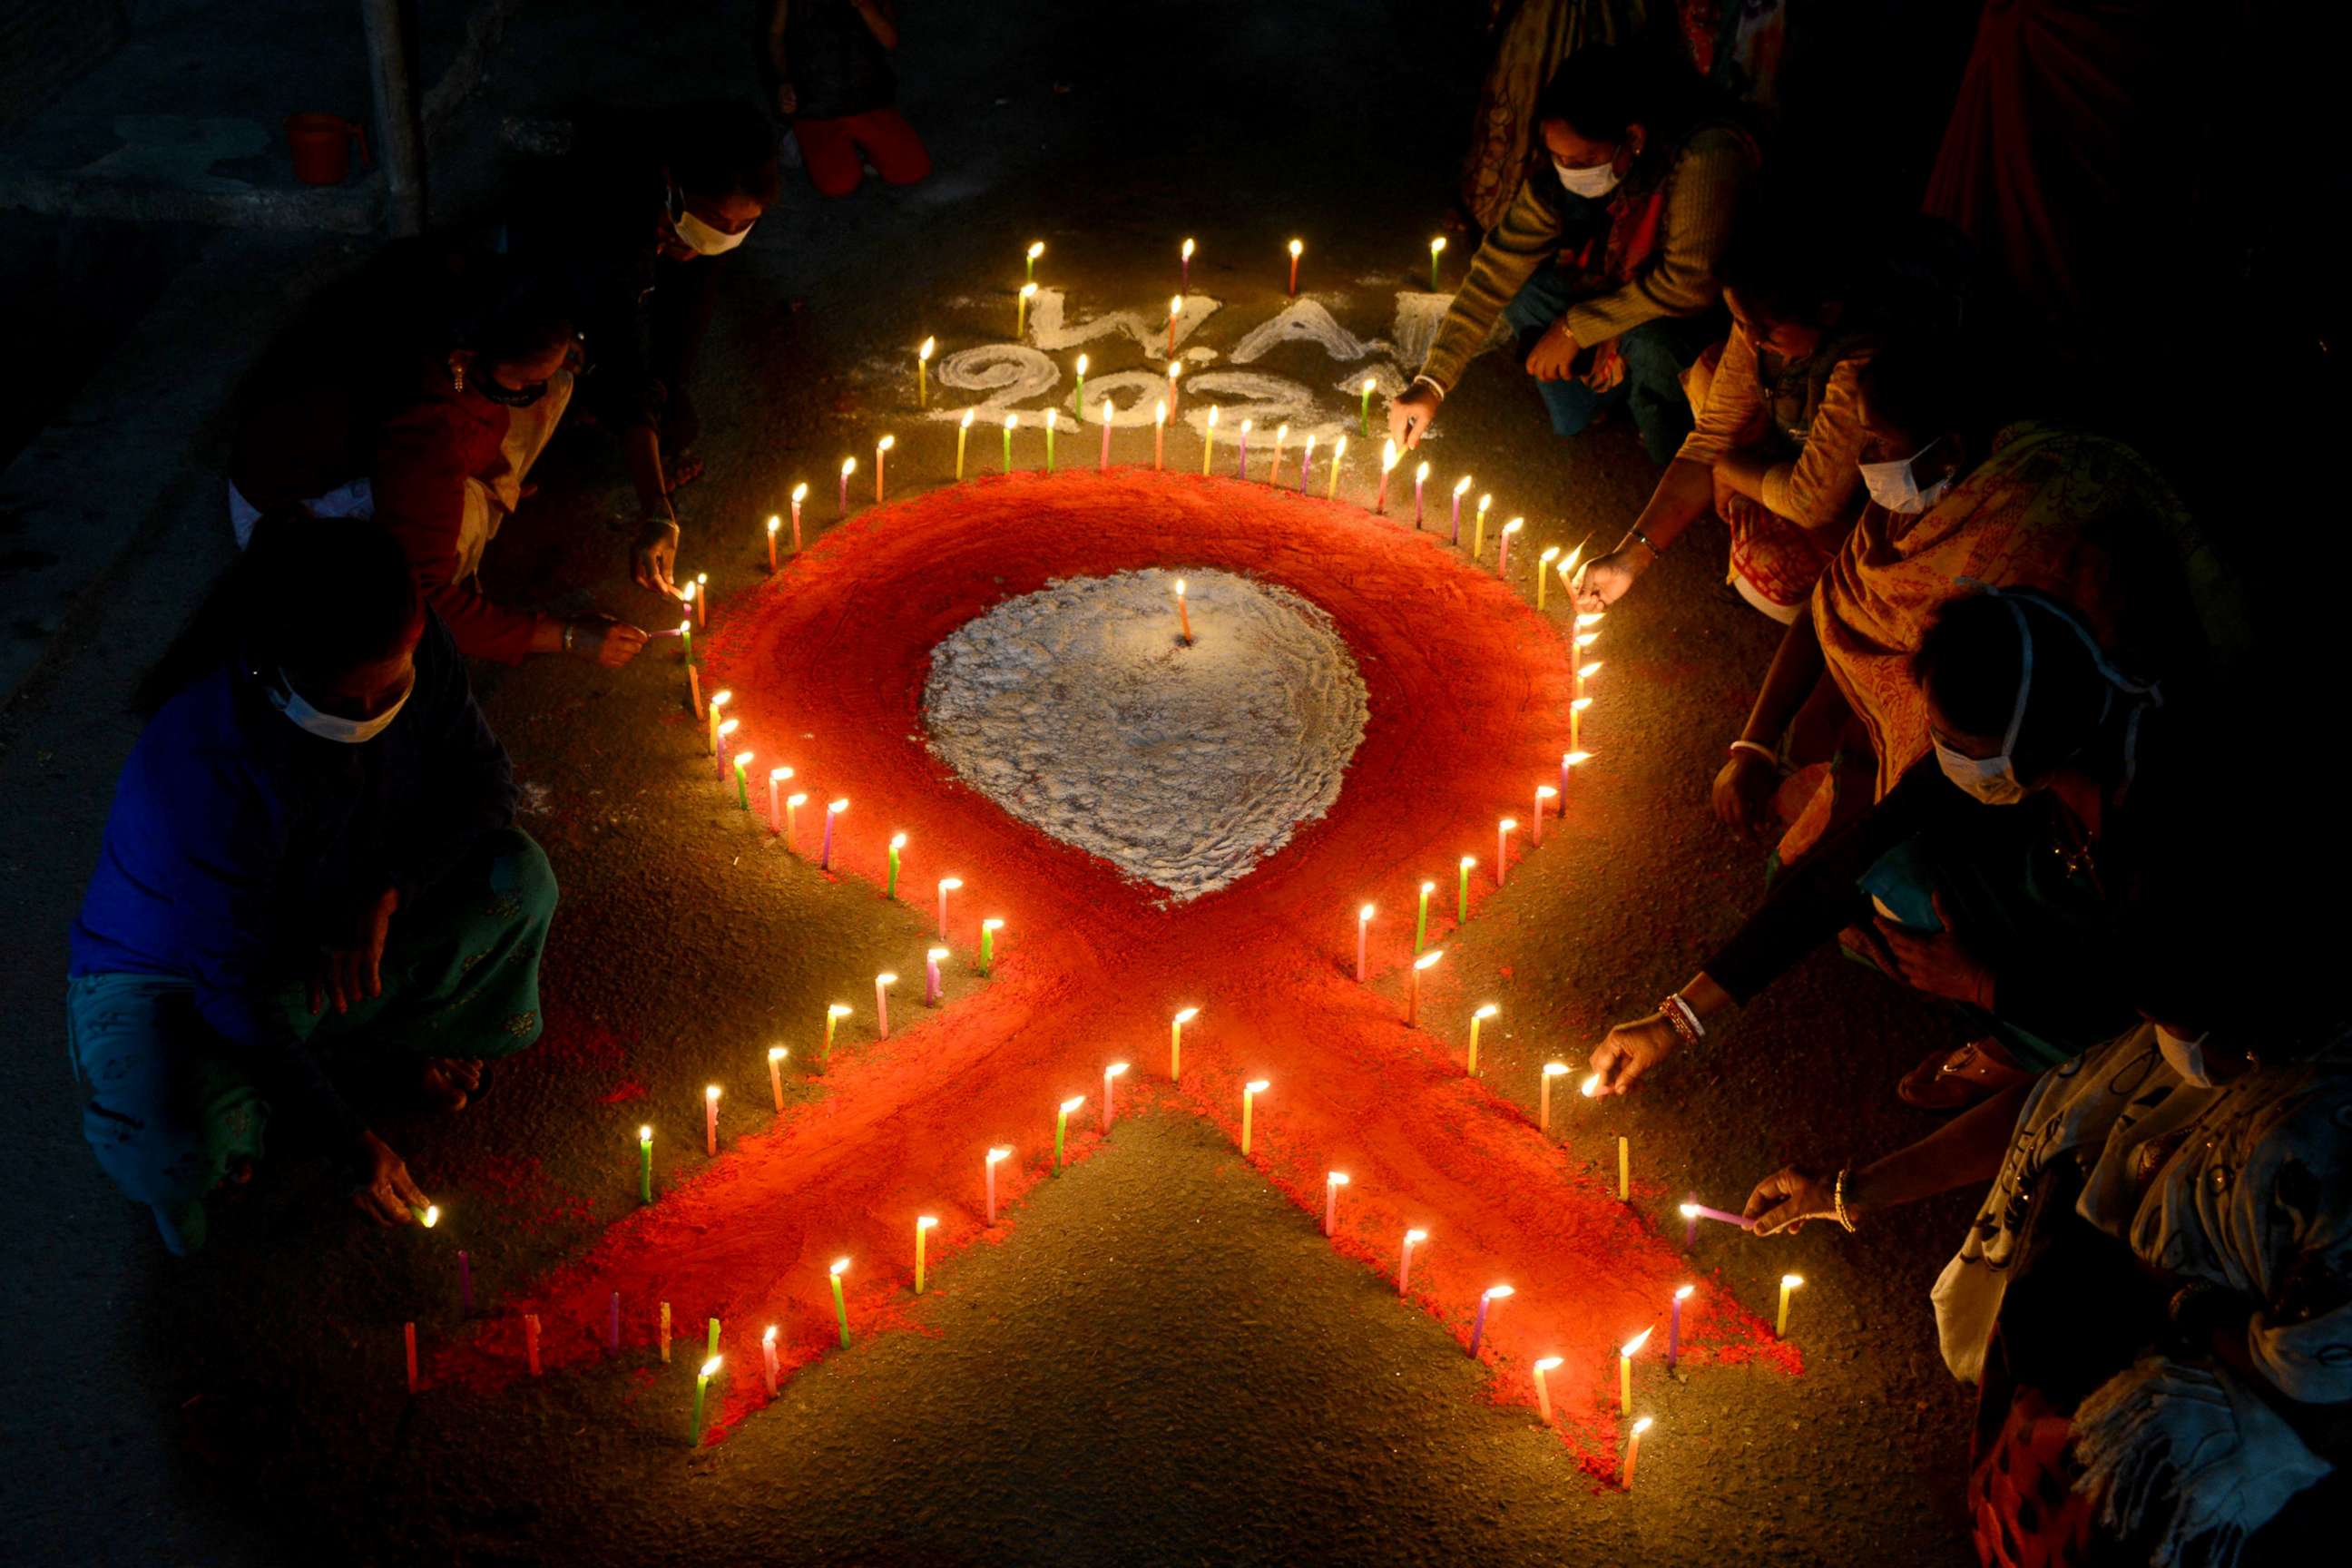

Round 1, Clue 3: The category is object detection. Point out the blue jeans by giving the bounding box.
[1500,258,1721,464]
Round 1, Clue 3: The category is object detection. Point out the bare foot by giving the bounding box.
[420,1058,484,1112]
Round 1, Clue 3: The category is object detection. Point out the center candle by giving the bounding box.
[936,876,962,939]
[1407,948,1442,1025]
[704,1084,721,1156]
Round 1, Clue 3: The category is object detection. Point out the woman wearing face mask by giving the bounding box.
[1586,587,2240,1110]
[1389,44,1758,465]
[230,253,646,669]
[67,515,556,1256]
[1736,863,2352,1567]
[512,101,779,598]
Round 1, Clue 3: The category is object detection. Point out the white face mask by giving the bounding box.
[1553,157,1623,199]
[1932,600,2032,804]
[2155,1025,2218,1088]
[671,204,750,256]
[269,668,412,745]
[1858,439,1955,514]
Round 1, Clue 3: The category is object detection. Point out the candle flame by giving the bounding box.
[983,917,1005,932]
[1154,400,1168,424]
[1275,423,1289,441]
[1358,903,1375,921]
[769,763,790,779]
[1171,295,1184,318]
[960,408,975,429]
[939,876,963,892]
[1074,352,1088,375]
[1174,578,1187,597]
[640,1125,652,1142]
[1430,237,1447,257]
[769,1045,787,1062]
[700,1356,722,1378]
[677,619,690,635]
[706,1083,721,1102]
[1543,1062,1570,1078]
[1288,239,1303,258]
[1044,407,1056,430]
[1540,544,1561,564]
[1328,1171,1349,1187]
[1485,1284,1514,1301]
[877,434,895,454]
[791,481,808,502]
[1405,1228,1427,1243]
[1575,612,1605,627]
[1240,417,1252,434]
[828,798,848,813]
[1204,406,1218,427]
[1026,241,1044,261]
[1500,816,1517,831]
[1781,1273,1805,1289]
[1583,1073,1602,1097]
[918,337,935,361]
[1563,750,1592,767]
[1020,282,1038,300]
[889,831,907,850]
[917,1214,938,1230]
[1477,493,1493,513]
[1419,880,1436,896]
[1414,949,1443,971]
[1674,1284,1695,1301]
[1475,1004,1499,1019]
[1571,697,1594,713]
[1181,238,1195,260]
[1416,460,1430,482]
[986,1146,1011,1165]
[1580,662,1602,679]
[1059,1095,1085,1113]
[732,750,753,768]
[1105,1061,1129,1079]
[830,1257,850,1275]
[1632,1416,1654,1436]
[1502,516,1524,535]
[840,456,856,477]
[1534,1355,1562,1372]
[1381,438,1399,471]
[1362,377,1376,394]
[1454,475,1473,496]
[787,793,808,808]
[876,973,897,987]
[1560,544,1586,579]
[1460,855,1475,869]
[419,1204,439,1228]
[711,689,732,708]
[1535,785,1556,801]
[1173,1006,1199,1024]
[681,582,695,603]
[1167,360,1181,382]
[828,1004,852,1019]
[1244,1079,1269,1094]
[1004,414,1018,431]
[1332,436,1348,459]
[1622,1328,1653,1357]
[926,946,949,961]
[767,514,779,534]
[716,719,739,740]
[763,1324,779,1345]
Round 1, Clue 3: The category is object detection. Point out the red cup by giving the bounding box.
[286,113,371,186]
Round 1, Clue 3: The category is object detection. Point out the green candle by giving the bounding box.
[887,834,904,900]
[706,1317,721,1361]
[732,753,750,810]
[692,1356,720,1446]
[828,1259,851,1347]
[1458,858,1474,923]
[980,918,1002,976]
[680,620,693,665]
[1054,1095,1082,1172]
[1003,416,1015,475]
[1359,377,1375,438]
[1415,880,1434,954]
[1073,354,1087,415]
[638,1125,652,1203]
[1044,412,1057,474]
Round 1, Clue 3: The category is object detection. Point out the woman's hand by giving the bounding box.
[1742,1165,1838,1235]
[631,516,681,597]
[1388,384,1441,449]
[312,888,398,1016]
[1712,748,1780,836]
[1524,320,1581,382]
[1869,893,1995,1008]
[1570,546,1645,612]
[352,1130,429,1226]
[571,617,649,668]
[1589,1014,1680,1096]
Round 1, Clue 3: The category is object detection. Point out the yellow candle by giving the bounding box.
[1537,545,1561,610]
[956,408,975,481]
[1241,1078,1268,1154]
[915,1214,938,1294]
[1171,1006,1198,1079]
[1619,1134,1631,1200]
[1777,1273,1804,1338]
[1473,493,1493,557]
[1325,436,1348,500]
[1017,281,1038,338]
[916,336,935,408]
[1619,1326,1651,1415]
[1468,1004,1497,1075]
[1200,405,1220,475]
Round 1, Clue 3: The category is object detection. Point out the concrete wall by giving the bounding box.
[0,0,129,126]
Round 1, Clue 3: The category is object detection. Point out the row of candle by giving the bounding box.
[1013,232,1452,309]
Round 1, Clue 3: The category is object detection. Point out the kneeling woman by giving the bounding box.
[68,516,557,1254]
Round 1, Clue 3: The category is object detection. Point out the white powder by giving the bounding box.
[923,570,1368,903]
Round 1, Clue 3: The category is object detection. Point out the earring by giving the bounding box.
[452,363,466,392]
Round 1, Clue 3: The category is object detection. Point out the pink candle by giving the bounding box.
[1668,1284,1694,1367]
[1531,786,1556,845]
[1102,1061,1128,1129]
[1469,1284,1513,1357]
[761,1325,780,1396]
[924,946,946,1006]
[704,1084,720,1156]
[1373,466,1392,514]
[1323,1171,1348,1236]
[1099,400,1114,471]
[1496,818,1517,884]
[789,485,806,551]
[1678,1200,1756,1231]
[936,877,961,940]
[1236,422,1250,477]
[1398,1228,1426,1296]
[1413,463,1428,528]
[767,767,789,834]
[874,973,896,1040]
[1355,902,1374,983]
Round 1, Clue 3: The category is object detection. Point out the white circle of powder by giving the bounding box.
[924,568,1368,903]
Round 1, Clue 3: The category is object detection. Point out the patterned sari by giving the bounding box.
[1458,0,1652,231]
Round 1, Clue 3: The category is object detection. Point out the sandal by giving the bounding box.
[1897,1037,2033,1112]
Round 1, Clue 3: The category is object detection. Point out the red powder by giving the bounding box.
[432,472,1798,1478]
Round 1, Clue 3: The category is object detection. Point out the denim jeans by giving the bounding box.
[1500,257,1723,464]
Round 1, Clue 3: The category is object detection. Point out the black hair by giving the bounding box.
[1854,332,1979,446]
[1912,592,2115,784]
[434,252,575,367]
[666,99,782,208]
[1533,44,1714,149]
[1717,213,1851,329]
[135,513,423,714]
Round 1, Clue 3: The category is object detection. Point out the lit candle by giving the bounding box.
[1054,1095,1083,1172]
[1539,1062,1568,1132]
[1024,240,1044,281]
[936,876,962,940]
[705,686,730,756]
[916,336,934,409]
[1017,280,1038,338]
[1325,436,1348,500]
[1537,545,1560,609]
[925,946,946,1005]
[886,833,906,900]
[768,1045,788,1112]
[915,1214,938,1293]
[1167,295,1184,358]
[1428,235,1447,290]
[1577,660,1602,704]
[458,1249,473,1315]
[874,972,897,1040]
[1584,1073,1602,1099]
[1102,1061,1129,1130]
[829,1257,851,1347]
[1681,1193,1699,1250]
[1532,1355,1562,1422]
[1619,1135,1631,1200]
[1408,948,1442,1025]
[638,1124,652,1202]
[820,798,848,870]
[1497,516,1524,577]
[1456,855,1475,923]
[1240,1079,1268,1155]
[1415,879,1436,953]
[979,916,1004,976]
[704,1083,721,1156]
[1073,352,1089,414]
[1287,238,1302,295]
[1620,1327,1651,1414]
[1199,406,1218,476]
[1044,407,1057,474]
[1174,577,1192,644]
[761,1324,779,1396]
[406,1321,418,1393]
[1473,493,1493,557]
[679,616,693,666]
[1668,1283,1695,1367]
[1268,424,1288,486]
[838,456,856,514]
[1098,395,1115,471]
[1468,1003,1497,1075]
[1355,902,1375,983]
[1413,461,1430,527]
[1622,1416,1654,1490]
[1374,437,1398,514]
[681,580,696,632]
[693,573,708,627]
[1496,817,1517,883]
[1165,358,1181,416]
[660,1302,671,1363]
[1450,475,1471,543]
[875,434,894,502]
[1777,1274,1803,1338]
[1570,699,1592,754]
[1181,237,1195,288]
[1002,414,1017,475]
[1532,785,1556,844]
[1677,1200,1758,1233]
[790,481,807,551]
[418,1203,440,1229]
[1236,417,1252,477]
[1469,1284,1513,1357]
[1359,377,1377,439]
[785,792,808,852]
[985,1145,1011,1223]
[1398,1228,1426,1296]
[689,1353,721,1446]
[732,750,753,810]
[956,408,974,482]
[1153,399,1168,470]
[524,1312,542,1377]
[766,514,779,573]
[686,662,701,719]
[1170,1006,1197,1080]
[767,766,790,834]
[1323,1171,1348,1237]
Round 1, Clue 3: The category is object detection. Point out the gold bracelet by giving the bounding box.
[1833,1167,1857,1232]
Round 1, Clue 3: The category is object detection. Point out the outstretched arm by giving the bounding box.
[1743,1078,2032,1233]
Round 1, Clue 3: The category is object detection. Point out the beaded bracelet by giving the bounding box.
[1659,993,1704,1049]
[1833,1167,1857,1232]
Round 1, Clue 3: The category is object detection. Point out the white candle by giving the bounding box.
[1398,1228,1426,1297]
[1496,817,1517,883]
[985,1145,1011,1223]
[1356,902,1375,983]
[1102,1061,1129,1130]
[1323,1171,1349,1237]
[874,972,897,1040]
[1539,1062,1568,1133]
